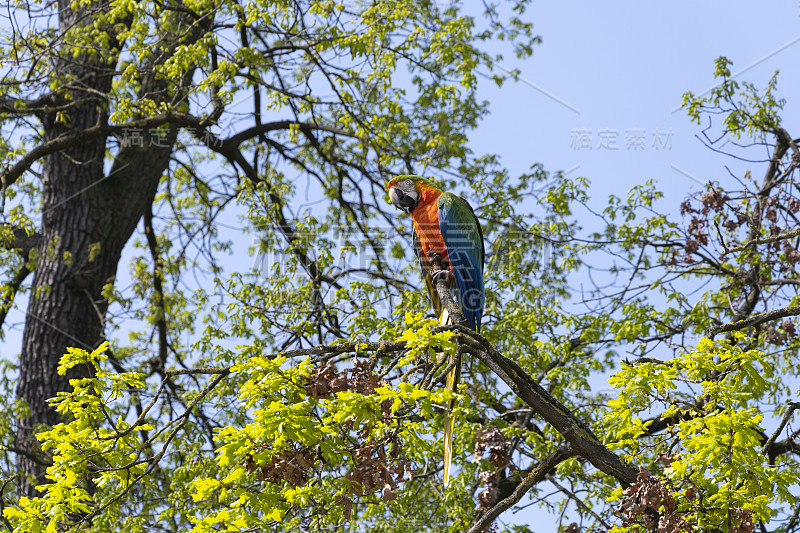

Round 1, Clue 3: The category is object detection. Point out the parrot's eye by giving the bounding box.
[403,179,414,189]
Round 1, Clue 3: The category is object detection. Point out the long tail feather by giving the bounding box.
[440,305,461,487]
[443,350,461,486]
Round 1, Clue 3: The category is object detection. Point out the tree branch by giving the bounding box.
[227,119,355,146]
[725,227,800,254]
[0,111,217,188]
[143,206,168,373]
[0,264,31,330]
[762,401,800,459]
[0,224,42,253]
[706,304,800,339]
[467,445,577,533]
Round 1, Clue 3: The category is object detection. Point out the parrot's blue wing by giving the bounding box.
[438,192,485,332]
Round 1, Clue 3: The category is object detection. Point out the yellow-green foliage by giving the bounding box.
[606,334,797,531]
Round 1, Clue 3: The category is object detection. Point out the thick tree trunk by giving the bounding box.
[15,121,173,495]
[14,0,178,496]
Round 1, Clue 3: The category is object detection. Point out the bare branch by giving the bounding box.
[467,446,576,533]
[762,401,800,457]
[706,304,800,339]
[725,227,800,253]
[0,264,31,330]
[547,473,613,530]
[227,119,356,146]
[0,224,42,252]
[143,206,168,373]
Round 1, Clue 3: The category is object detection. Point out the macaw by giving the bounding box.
[387,175,485,486]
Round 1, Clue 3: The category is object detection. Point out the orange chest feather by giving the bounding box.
[411,189,448,261]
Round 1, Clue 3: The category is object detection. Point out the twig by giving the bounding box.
[546,473,612,530]
[165,367,232,376]
[0,264,30,330]
[725,227,800,254]
[762,401,800,455]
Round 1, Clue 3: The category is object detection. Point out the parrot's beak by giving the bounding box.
[389,186,419,213]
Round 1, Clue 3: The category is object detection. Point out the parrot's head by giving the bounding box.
[387,175,439,213]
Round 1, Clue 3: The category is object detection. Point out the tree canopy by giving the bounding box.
[1,1,800,532]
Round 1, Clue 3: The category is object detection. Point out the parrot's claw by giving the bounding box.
[426,249,451,282]
[431,269,451,284]
[426,249,446,268]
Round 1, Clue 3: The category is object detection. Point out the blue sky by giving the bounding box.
[475,1,800,215]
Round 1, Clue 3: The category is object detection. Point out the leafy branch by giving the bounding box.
[706,304,800,339]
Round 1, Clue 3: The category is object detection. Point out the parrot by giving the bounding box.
[387,175,485,486]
